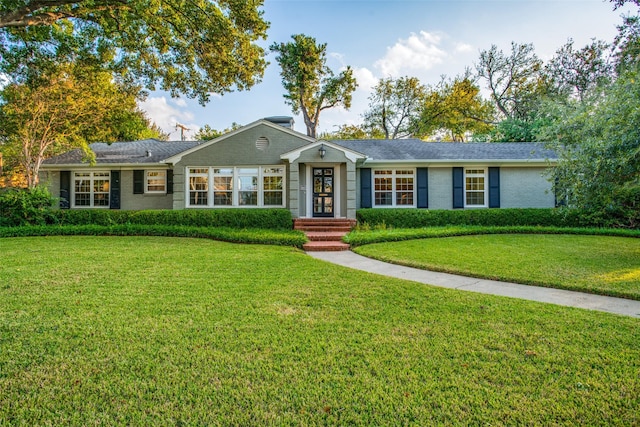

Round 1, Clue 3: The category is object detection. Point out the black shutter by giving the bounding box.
[110,171,121,209]
[452,167,464,209]
[133,170,144,194]
[488,167,500,208]
[59,171,70,209]
[360,168,372,208]
[417,167,428,208]
[166,169,174,194]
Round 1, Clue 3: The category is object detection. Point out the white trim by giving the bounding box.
[71,171,111,209]
[164,120,316,164]
[303,164,343,218]
[280,140,367,163]
[372,168,417,208]
[464,167,488,208]
[184,165,286,208]
[145,170,167,194]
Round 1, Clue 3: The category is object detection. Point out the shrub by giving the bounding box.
[0,187,56,227]
[48,208,294,230]
[355,208,638,229]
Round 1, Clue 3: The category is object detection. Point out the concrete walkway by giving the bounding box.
[307,250,640,319]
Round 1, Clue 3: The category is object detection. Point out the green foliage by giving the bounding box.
[270,34,357,137]
[416,74,495,141]
[355,208,608,228]
[47,208,294,230]
[542,68,640,226]
[0,225,307,247]
[0,62,163,187]
[0,1,269,104]
[363,76,427,139]
[193,123,242,141]
[0,186,55,226]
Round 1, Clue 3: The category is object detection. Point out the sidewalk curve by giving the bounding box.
[307,250,640,319]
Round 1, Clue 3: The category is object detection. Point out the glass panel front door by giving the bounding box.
[312,168,334,217]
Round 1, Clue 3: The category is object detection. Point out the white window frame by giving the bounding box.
[373,168,416,208]
[72,171,110,208]
[186,166,286,208]
[464,168,488,208]
[145,170,167,194]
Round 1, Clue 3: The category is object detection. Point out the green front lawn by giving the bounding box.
[353,233,640,300]
[1,236,639,425]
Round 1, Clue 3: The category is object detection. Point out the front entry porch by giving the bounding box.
[293,218,357,251]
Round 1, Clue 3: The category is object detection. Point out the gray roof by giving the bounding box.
[43,135,556,166]
[43,139,204,165]
[330,139,556,161]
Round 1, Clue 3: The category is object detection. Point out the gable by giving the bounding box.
[170,120,314,167]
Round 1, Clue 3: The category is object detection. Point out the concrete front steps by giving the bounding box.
[294,218,356,252]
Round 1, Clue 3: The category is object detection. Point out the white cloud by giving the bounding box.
[139,96,198,140]
[374,31,448,77]
[352,67,378,92]
[455,42,473,54]
[173,98,188,107]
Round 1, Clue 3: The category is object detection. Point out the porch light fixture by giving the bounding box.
[318,143,326,159]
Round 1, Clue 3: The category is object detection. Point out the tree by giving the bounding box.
[544,38,613,102]
[318,124,385,140]
[415,75,495,142]
[612,14,640,74]
[362,76,426,139]
[0,63,163,188]
[193,122,242,141]
[270,34,357,138]
[476,42,544,120]
[0,0,269,104]
[540,68,640,226]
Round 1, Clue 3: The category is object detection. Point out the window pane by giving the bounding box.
[75,193,90,206]
[238,168,258,174]
[264,191,283,206]
[239,191,257,205]
[213,168,233,174]
[467,192,485,206]
[189,176,208,206]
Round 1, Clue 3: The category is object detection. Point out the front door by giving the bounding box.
[313,167,334,217]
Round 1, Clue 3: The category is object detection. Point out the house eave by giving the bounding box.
[362,158,557,167]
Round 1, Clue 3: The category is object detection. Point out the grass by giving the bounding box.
[0,236,639,425]
[352,233,640,300]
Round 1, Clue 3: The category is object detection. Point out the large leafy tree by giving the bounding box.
[362,76,426,139]
[0,0,269,104]
[270,34,357,138]
[0,63,162,188]
[544,38,613,102]
[416,75,494,142]
[540,68,640,226]
[476,42,544,121]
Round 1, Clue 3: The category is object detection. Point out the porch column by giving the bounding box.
[288,162,299,218]
[346,161,357,219]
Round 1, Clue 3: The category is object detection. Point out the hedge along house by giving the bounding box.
[40,117,557,219]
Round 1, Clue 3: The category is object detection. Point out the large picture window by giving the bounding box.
[187,166,285,208]
[465,168,487,207]
[73,171,110,208]
[373,169,415,207]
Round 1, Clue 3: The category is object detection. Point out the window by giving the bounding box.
[186,166,285,208]
[263,167,284,206]
[73,171,110,208]
[189,168,208,206]
[238,168,258,206]
[213,168,233,206]
[373,169,415,207]
[146,170,166,193]
[465,168,486,207]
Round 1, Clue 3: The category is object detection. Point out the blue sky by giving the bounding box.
[140,0,635,140]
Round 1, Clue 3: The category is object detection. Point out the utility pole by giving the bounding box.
[175,123,190,141]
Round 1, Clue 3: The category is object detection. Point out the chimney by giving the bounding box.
[264,116,294,130]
